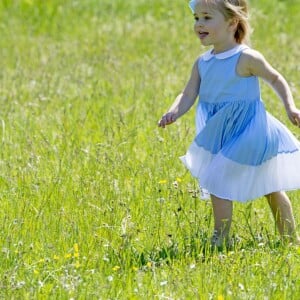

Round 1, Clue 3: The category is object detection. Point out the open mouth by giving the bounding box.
[199,31,209,39]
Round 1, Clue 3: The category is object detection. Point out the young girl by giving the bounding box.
[158,0,300,247]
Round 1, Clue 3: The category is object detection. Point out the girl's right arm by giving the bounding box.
[158,59,201,128]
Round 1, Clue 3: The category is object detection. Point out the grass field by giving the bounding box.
[0,0,300,298]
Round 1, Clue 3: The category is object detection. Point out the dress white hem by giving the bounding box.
[180,142,300,202]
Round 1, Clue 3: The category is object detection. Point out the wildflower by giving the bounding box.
[112,265,120,271]
[103,255,109,262]
[74,243,79,253]
[176,177,182,182]
[16,281,25,289]
[132,266,138,271]
[38,281,44,288]
[146,262,152,268]
[158,179,167,184]
[217,296,224,300]
[64,253,72,259]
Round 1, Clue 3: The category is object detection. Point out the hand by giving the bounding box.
[158,112,177,128]
[287,107,300,127]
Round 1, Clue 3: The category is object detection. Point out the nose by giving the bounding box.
[194,19,203,28]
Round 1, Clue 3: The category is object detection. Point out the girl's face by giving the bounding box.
[193,1,237,53]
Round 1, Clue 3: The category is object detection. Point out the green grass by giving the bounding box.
[0,0,300,298]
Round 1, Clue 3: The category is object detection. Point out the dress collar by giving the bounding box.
[202,44,249,61]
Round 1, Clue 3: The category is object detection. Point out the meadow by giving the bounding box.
[0,0,300,298]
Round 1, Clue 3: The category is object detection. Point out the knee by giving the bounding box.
[265,191,283,198]
[265,191,284,204]
[265,192,274,201]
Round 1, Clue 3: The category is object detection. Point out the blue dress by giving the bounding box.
[180,45,300,202]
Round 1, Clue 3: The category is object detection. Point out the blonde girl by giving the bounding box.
[159,0,300,247]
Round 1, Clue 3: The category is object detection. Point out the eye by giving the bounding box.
[194,16,199,21]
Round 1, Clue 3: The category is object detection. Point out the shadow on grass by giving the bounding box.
[122,233,290,268]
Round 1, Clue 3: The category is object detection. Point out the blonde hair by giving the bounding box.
[200,0,251,44]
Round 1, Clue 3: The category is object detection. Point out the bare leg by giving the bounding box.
[265,191,300,243]
[211,195,233,247]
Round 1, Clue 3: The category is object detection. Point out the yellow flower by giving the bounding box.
[74,243,79,253]
[158,179,167,184]
[146,262,152,268]
[33,269,39,275]
[217,295,225,300]
[64,253,72,259]
[74,252,80,258]
[112,265,120,271]
[176,177,182,182]
[53,255,59,260]
[132,266,138,271]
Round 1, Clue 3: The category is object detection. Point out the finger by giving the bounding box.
[167,114,176,124]
[158,119,166,128]
[294,115,300,126]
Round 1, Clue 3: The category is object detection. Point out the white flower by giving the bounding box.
[160,281,168,286]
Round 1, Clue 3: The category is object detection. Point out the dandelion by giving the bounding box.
[158,179,167,184]
[73,243,79,253]
[73,243,79,258]
[112,265,120,271]
[217,296,225,300]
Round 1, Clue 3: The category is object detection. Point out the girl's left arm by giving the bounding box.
[241,49,300,126]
